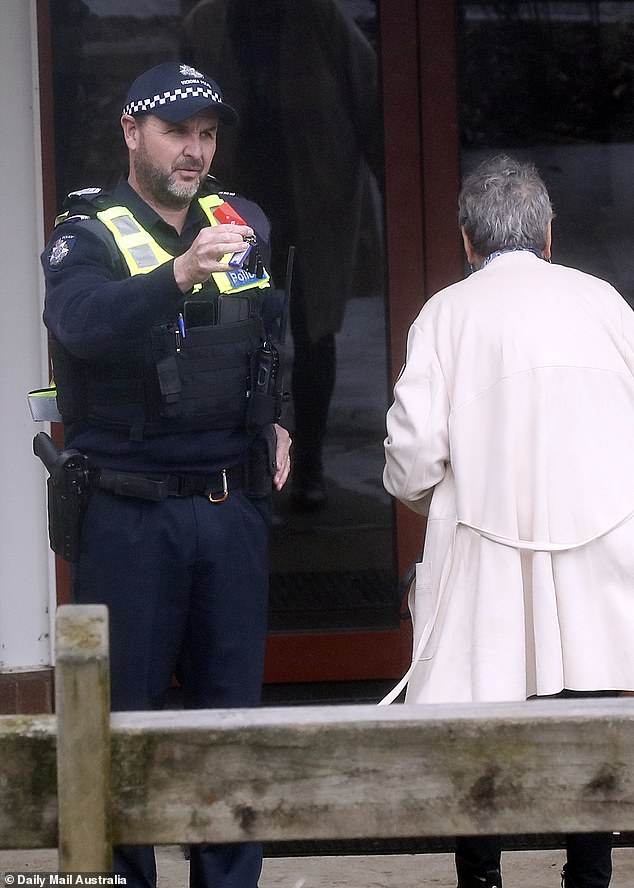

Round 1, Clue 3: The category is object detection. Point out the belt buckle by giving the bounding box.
[207,468,229,503]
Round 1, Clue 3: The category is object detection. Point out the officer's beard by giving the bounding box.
[135,153,204,209]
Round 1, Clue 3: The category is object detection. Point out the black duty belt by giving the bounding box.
[91,464,243,503]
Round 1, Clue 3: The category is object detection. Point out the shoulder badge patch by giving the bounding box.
[49,234,76,268]
[67,187,103,199]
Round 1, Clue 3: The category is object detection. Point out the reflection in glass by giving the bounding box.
[182,0,384,510]
[458,2,634,307]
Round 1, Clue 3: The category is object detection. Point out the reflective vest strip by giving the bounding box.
[96,206,174,275]
[96,200,270,294]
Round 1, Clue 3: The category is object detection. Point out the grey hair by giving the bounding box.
[458,156,553,259]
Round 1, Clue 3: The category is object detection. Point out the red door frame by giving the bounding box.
[383,0,463,582]
[35,0,464,683]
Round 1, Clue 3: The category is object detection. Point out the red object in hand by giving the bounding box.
[213,202,247,226]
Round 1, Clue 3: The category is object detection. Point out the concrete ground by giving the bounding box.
[1,845,634,887]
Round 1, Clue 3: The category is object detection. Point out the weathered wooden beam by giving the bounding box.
[110,698,634,845]
[2,605,634,860]
[0,714,57,848]
[56,604,112,872]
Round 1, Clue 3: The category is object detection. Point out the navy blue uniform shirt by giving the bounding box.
[42,177,273,474]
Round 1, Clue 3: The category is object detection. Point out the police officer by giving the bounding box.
[41,62,291,888]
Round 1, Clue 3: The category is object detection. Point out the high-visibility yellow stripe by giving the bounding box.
[94,199,270,295]
[96,206,173,275]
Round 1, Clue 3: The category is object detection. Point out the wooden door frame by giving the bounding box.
[382,0,463,581]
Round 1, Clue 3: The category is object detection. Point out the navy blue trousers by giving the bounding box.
[74,488,271,888]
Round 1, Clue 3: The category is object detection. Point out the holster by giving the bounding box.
[33,432,90,563]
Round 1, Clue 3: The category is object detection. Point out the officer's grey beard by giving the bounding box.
[166,177,201,206]
[135,155,202,209]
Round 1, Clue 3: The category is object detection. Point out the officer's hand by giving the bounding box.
[173,224,254,292]
[273,424,292,492]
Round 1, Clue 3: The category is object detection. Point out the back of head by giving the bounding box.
[458,156,553,259]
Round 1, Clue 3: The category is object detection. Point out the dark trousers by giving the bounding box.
[455,833,612,887]
[455,692,616,888]
[74,489,271,888]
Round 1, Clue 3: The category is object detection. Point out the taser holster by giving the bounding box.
[33,432,90,562]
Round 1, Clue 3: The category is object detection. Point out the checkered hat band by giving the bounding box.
[123,85,223,116]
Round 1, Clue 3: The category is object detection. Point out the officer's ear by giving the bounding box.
[121,114,140,151]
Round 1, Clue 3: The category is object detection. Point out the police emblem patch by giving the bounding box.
[180,64,204,79]
[49,235,75,268]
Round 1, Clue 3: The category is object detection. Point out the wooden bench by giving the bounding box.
[1,604,634,873]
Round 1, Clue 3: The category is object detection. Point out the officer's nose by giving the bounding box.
[186,141,203,162]
[182,132,205,162]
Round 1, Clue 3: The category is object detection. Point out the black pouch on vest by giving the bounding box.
[246,341,286,427]
[184,298,217,328]
[151,316,262,427]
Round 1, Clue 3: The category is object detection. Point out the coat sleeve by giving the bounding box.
[383,318,450,515]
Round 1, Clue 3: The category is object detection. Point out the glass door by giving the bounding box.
[457,1,634,306]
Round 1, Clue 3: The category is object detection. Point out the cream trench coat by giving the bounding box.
[383,251,634,704]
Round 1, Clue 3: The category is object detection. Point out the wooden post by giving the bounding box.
[55,604,112,872]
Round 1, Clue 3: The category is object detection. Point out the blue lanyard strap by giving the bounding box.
[482,247,543,267]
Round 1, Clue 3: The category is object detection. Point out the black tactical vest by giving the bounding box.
[50,191,272,440]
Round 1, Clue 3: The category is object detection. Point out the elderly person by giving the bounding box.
[382,156,634,888]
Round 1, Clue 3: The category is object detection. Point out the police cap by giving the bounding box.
[122,62,238,124]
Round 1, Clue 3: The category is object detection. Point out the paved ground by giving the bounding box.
[1,845,634,887]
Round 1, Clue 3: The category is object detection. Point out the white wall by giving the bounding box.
[0,0,55,670]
